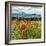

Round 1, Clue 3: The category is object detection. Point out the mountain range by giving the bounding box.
[12,12,41,18]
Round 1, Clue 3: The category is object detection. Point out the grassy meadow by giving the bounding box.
[11,19,41,40]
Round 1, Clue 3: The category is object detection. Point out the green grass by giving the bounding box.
[11,19,41,40]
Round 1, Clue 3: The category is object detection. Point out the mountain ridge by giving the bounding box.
[12,12,41,18]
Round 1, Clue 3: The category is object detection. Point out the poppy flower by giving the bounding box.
[20,24,27,30]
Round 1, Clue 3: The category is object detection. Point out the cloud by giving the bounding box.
[12,6,41,14]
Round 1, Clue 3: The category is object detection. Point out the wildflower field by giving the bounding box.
[11,19,41,40]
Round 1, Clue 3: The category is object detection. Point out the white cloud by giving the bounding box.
[12,6,42,14]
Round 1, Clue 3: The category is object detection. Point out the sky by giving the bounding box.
[11,6,43,18]
[11,6,42,14]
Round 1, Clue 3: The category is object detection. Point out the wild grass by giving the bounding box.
[11,19,41,40]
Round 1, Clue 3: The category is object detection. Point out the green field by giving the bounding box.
[11,19,41,40]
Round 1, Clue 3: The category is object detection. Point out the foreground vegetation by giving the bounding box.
[11,19,41,40]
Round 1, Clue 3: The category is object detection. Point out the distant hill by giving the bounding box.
[12,12,41,18]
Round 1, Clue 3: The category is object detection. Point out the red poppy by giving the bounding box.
[20,24,27,30]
